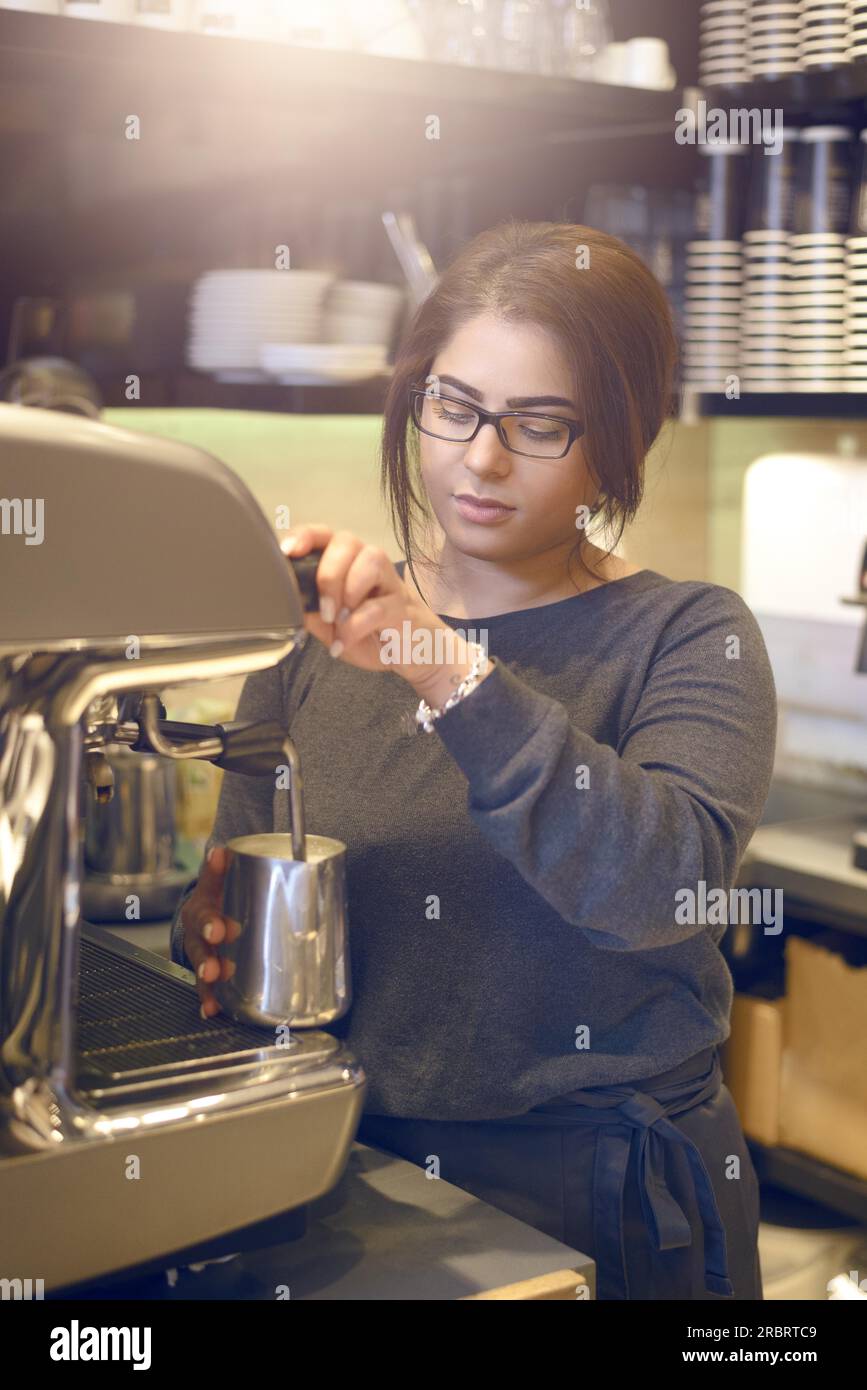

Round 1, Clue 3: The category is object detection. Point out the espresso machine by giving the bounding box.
[0,403,365,1291]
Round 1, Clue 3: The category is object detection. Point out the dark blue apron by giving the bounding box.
[358,1046,762,1300]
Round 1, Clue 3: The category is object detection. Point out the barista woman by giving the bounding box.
[172,222,776,1300]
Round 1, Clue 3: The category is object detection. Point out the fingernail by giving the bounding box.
[206,846,219,865]
[329,639,344,659]
[281,537,297,555]
[203,921,216,942]
[320,596,336,623]
[200,1004,210,1020]
[337,606,351,623]
[197,962,209,979]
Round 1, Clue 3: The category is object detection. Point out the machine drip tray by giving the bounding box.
[77,926,292,1087]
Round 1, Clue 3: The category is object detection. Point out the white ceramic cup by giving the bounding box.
[625,36,674,89]
[596,42,629,84]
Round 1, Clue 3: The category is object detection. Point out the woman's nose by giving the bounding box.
[463,421,511,476]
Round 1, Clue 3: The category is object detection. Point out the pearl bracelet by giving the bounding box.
[415,641,493,733]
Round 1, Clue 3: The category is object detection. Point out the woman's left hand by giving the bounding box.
[281,524,486,706]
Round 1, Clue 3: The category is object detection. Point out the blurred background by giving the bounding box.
[3,0,867,1300]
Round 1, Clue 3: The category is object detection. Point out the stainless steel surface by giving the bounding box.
[137,692,307,861]
[216,832,350,1029]
[76,927,352,1097]
[1,940,365,1286]
[0,634,301,1148]
[739,814,867,933]
[84,745,176,877]
[0,403,364,1289]
[0,403,306,650]
[103,918,172,957]
[138,692,224,762]
[81,864,192,924]
[2,1083,363,1293]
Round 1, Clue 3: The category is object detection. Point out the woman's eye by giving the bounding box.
[435,405,475,425]
[519,421,567,441]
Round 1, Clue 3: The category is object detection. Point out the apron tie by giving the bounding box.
[606,1089,734,1299]
[505,1048,734,1300]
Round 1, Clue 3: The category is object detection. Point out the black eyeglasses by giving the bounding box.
[409,387,585,460]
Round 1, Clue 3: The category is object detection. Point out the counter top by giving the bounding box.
[69,1142,594,1301]
[103,919,174,958]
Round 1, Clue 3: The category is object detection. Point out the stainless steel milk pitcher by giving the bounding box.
[214,831,350,1029]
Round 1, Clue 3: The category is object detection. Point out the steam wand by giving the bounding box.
[137,694,307,861]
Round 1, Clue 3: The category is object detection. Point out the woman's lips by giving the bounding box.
[453,494,516,525]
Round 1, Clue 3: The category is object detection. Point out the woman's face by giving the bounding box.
[419,313,598,563]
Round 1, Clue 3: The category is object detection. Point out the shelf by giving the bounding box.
[92,369,391,414]
[0,9,680,142]
[0,10,700,288]
[698,392,867,418]
[749,1141,867,1225]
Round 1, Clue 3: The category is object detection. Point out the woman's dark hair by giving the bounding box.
[380,220,678,596]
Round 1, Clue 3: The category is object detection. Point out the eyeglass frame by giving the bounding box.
[408,386,586,460]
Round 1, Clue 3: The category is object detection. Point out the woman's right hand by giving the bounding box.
[180,846,240,1018]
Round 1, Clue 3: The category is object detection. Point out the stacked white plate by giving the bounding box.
[787,232,848,389]
[699,0,749,84]
[323,280,405,347]
[845,218,867,389]
[683,239,742,390]
[186,270,334,378]
[259,342,389,386]
[741,231,792,391]
[799,0,851,68]
[850,0,867,60]
[750,0,802,78]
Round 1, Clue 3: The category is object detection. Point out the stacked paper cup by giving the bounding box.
[788,127,855,391]
[699,0,750,86]
[845,131,867,390]
[798,0,851,70]
[684,143,748,392]
[850,0,867,61]
[684,238,743,390]
[749,0,802,79]
[741,130,801,393]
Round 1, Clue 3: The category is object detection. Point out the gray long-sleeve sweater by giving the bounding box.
[170,566,777,1121]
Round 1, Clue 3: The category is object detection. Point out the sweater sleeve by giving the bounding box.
[169,660,286,969]
[432,585,777,952]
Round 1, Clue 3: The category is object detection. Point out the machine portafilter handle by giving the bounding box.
[287,548,324,614]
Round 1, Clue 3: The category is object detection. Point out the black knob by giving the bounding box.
[289,548,324,613]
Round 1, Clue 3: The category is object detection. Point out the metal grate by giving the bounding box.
[77,937,274,1080]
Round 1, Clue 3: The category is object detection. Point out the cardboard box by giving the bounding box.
[779,935,867,1182]
[722,992,784,1146]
